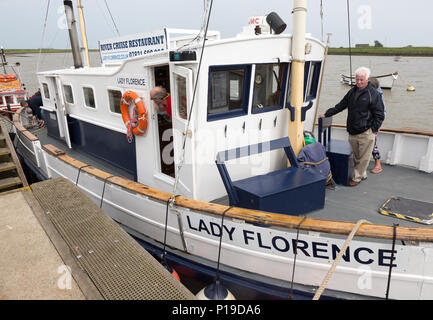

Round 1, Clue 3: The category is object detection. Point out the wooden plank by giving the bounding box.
[43,143,433,242]
[0,147,10,156]
[0,161,16,172]
[0,177,22,190]
[0,118,28,187]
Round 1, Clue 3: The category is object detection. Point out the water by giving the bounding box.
[5,52,433,132]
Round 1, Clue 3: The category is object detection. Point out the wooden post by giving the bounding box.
[288,0,307,157]
[77,0,91,67]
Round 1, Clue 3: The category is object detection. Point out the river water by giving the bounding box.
[5,52,433,132]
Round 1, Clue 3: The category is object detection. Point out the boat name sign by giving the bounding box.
[184,212,410,269]
[99,30,167,65]
[116,74,147,89]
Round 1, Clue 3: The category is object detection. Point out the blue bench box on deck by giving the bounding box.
[216,137,326,216]
[318,117,354,186]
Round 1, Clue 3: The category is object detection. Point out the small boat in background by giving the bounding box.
[340,71,399,89]
[0,47,27,117]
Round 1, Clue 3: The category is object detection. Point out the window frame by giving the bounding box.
[62,83,75,105]
[106,87,123,116]
[251,62,289,115]
[207,64,251,122]
[82,85,97,110]
[42,82,50,99]
[304,60,322,102]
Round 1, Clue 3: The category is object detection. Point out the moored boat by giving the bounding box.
[340,71,399,89]
[0,47,27,117]
[11,0,433,300]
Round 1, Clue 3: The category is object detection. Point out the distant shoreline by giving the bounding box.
[5,47,433,57]
[328,47,433,56]
[4,49,99,54]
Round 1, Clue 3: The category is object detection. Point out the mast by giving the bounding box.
[288,0,307,156]
[64,0,83,69]
[77,0,91,67]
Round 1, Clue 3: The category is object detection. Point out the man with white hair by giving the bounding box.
[318,66,385,186]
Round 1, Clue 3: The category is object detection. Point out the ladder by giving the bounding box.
[0,117,28,192]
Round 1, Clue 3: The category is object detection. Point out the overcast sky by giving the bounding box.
[1,0,432,49]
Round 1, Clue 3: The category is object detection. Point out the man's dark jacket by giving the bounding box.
[27,95,43,120]
[324,82,385,135]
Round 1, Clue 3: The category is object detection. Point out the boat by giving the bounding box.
[0,47,27,117]
[340,71,399,89]
[10,0,433,300]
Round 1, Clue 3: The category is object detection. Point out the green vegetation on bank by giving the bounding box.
[328,46,433,56]
[4,48,99,54]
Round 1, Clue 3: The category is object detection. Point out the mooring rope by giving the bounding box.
[288,215,307,299]
[312,219,371,300]
[385,223,398,299]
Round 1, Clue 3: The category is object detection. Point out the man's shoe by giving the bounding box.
[349,179,360,187]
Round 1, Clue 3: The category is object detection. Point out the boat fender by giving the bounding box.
[161,261,181,281]
[196,280,236,300]
[120,90,148,138]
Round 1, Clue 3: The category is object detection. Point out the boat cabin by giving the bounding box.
[37,22,325,203]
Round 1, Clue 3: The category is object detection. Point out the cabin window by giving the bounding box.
[304,61,321,101]
[252,63,288,114]
[42,83,50,99]
[108,89,122,114]
[175,75,188,120]
[63,84,74,104]
[207,65,250,121]
[83,87,96,108]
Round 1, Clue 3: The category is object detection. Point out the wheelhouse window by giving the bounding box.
[304,61,322,101]
[207,65,250,121]
[252,63,288,114]
[42,83,50,99]
[83,87,95,108]
[63,84,74,104]
[108,89,122,114]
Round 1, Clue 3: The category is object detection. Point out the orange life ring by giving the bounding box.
[120,90,147,136]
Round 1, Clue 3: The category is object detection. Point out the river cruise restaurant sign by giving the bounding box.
[99,30,167,65]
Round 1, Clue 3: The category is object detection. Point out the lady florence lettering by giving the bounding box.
[186,215,397,268]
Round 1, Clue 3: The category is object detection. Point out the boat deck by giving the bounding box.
[30,126,433,230]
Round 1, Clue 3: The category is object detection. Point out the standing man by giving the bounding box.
[318,67,384,186]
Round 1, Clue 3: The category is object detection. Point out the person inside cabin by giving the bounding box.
[318,66,385,186]
[369,77,386,174]
[150,86,172,121]
[20,91,44,126]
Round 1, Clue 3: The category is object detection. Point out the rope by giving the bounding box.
[161,194,180,265]
[173,0,213,194]
[346,0,353,85]
[37,0,51,73]
[312,219,371,300]
[104,0,120,36]
[99,175,115,208]
[75,164,92,186]
[215,206,233,281]
[298,157,329,166]
[288,215,307,299]
[385,223,398,299]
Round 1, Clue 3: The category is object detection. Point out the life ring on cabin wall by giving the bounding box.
[120,90,148,138]
[0,74,17,82]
